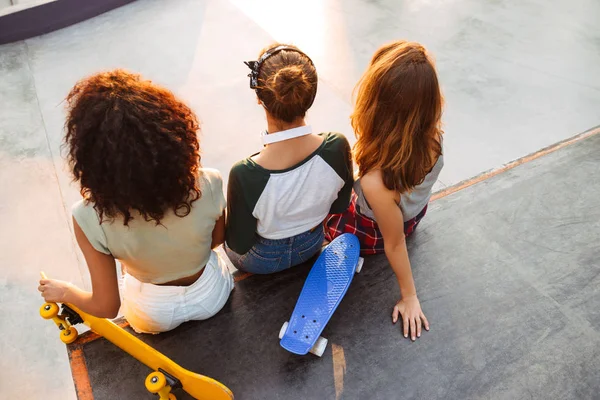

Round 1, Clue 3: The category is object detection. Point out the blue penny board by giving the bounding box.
[280,233,361,355]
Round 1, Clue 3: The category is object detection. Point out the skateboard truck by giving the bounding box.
[145,368,182,400]
[61,304,84,325]
[40,302,80,344]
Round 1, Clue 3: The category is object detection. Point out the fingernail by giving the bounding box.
[404,334,408,338]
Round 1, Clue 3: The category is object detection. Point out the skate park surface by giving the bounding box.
[0,0,599,399]
[80,131,600,399]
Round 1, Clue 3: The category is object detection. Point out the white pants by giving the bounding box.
[121,251,234,334]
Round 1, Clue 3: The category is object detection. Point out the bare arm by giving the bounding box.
[39,218,121,318]
[361,170,429,340]
[211,211,226,249]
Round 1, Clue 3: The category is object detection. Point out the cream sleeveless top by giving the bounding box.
[72,168,226,284]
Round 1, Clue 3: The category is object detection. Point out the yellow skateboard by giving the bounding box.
[39,273,234,400]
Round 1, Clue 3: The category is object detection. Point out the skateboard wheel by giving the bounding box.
[145,371,167,393]
[309,336,328,357]
[356,257,364,274]
[60,327,78,344]
[279,321,289,339]
[40,302,59,319]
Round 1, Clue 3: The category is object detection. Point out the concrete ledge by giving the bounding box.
[0,0,137,45]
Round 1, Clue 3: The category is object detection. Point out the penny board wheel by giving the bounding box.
[145,371,167,393]
[40,303,59,319]
[356,257,364,274]
[279,321,289,339]
[309,336,328,357]
[60,327,78,344]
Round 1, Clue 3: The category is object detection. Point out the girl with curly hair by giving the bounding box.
[38,70,234,333]
[224,44,354,273]
[325,41,444,341]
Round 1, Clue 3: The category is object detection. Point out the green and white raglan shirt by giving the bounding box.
[226,132,353,255]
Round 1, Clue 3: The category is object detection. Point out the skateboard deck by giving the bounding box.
[39,273,233,400]
[279,233,362,356]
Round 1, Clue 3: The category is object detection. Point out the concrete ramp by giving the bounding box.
[69,129,600,399]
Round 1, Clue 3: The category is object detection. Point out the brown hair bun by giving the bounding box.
[268,65,311,105]
[256,44,318,123]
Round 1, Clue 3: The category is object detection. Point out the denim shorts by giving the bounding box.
[224,226,324,274]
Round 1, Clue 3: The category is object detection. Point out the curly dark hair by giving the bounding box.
[64,69,201,225]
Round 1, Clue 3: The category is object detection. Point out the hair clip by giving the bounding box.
[244,61,260,89]
[244,61,259,70]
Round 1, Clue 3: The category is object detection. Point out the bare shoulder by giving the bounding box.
[361,170,389,194]
[360,170,396,202]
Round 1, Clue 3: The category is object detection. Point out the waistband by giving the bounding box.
[124,252,218,295]
[257,224,323,246]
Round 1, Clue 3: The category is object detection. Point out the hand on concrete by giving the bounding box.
[392,295,429,341]
[38,278,73,303]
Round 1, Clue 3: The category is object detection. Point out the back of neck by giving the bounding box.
[266,115,306,134]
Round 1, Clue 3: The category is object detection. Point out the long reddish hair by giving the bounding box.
[352,41,443,193]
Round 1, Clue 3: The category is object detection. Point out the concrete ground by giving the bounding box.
[82,131,600,399]
[0,0,598,399]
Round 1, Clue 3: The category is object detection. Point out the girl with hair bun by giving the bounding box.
[225,44,353,274]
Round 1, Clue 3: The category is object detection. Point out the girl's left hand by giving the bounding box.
[392,295,430,341]
[38,279,73,303]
